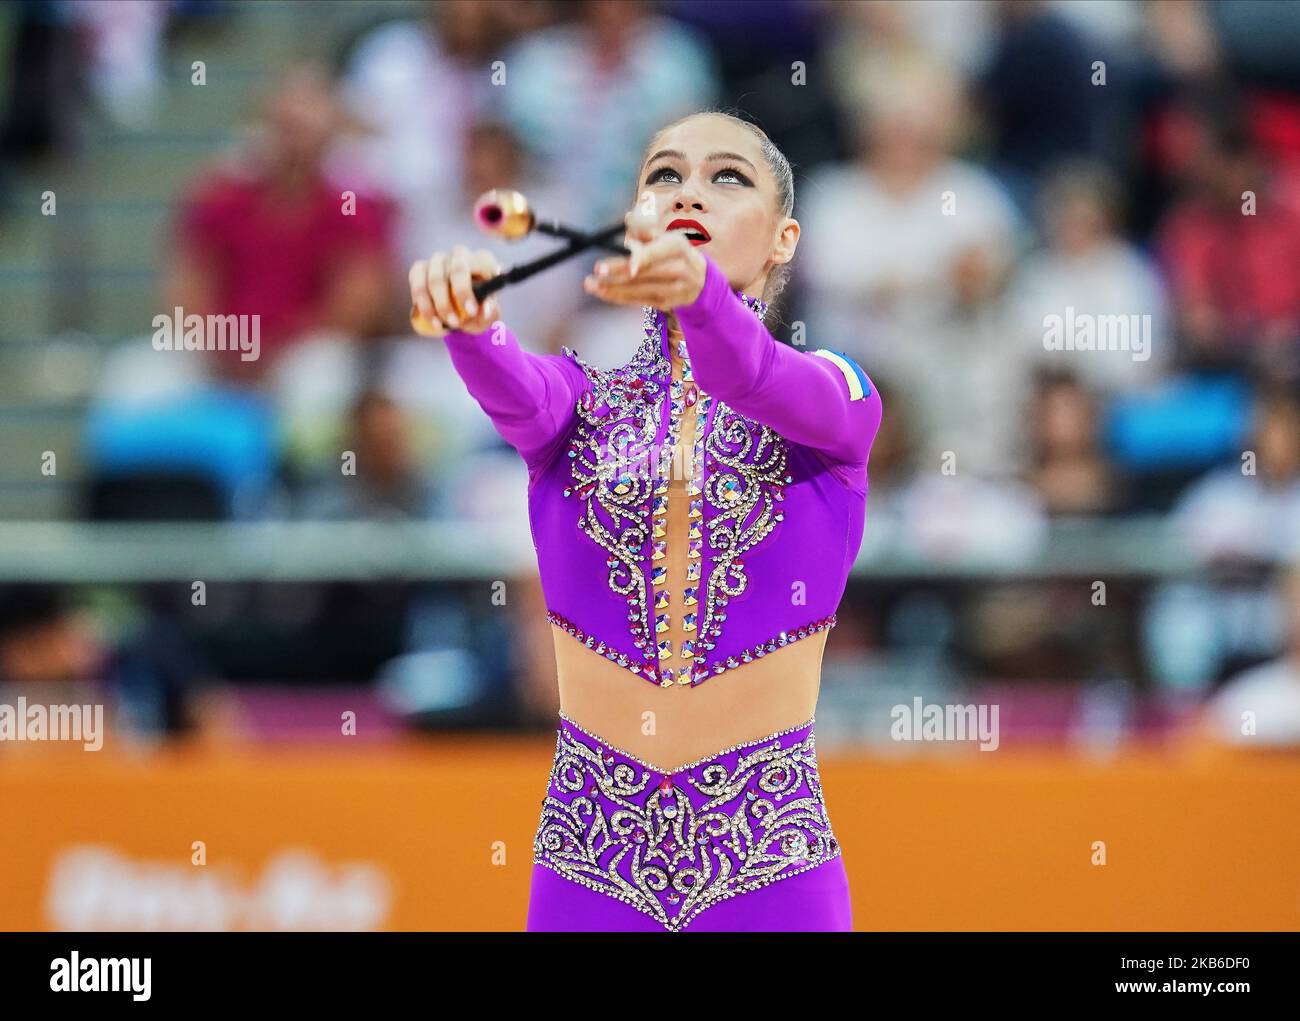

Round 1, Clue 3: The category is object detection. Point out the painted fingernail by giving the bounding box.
[466,300,478,316]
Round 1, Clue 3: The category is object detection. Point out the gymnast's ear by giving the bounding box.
[771,217,799,267]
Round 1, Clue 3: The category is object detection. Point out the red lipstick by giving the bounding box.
[667,218,711,246]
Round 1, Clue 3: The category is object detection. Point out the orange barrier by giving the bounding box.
[1,737,1296,930]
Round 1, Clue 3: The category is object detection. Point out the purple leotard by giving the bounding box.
[442,252,882,930]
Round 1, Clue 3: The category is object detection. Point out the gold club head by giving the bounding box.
[473,188,533,240]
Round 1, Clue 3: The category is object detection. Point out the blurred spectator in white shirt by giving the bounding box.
[496,0,721,227]
[1170,384,1300,563]
[70,0,168,128]
[1203,562,1300,747]
[797,60,1022,476]
[825,0,996,110]
[333,1,528,258]
[1145,389,1300,694]
[1006,161,1171,398]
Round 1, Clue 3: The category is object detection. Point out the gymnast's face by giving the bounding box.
[634,115,798,298]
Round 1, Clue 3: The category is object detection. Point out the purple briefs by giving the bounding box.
[527,713,852,932]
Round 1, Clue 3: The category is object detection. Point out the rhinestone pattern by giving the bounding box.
[652,333,710,684]
[546,608,838,676]
[558,294,817,688]
[532,712,842,932]
[561,309,668,682]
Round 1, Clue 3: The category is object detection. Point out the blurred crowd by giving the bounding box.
[1,0,1299,747]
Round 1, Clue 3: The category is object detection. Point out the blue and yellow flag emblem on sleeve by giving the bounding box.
[811,349,871,401]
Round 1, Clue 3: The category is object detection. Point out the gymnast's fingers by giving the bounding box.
[447,244,479,321]
[408,260,438,327]
[624,200,659,245]
[426,251,460,329]
[471,248,503,281]
[630,231,691,278]
[590,248,691,289]
[583,277,688,309]
[470,250,503,325]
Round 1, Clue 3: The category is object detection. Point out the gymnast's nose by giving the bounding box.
[672,185,705,213]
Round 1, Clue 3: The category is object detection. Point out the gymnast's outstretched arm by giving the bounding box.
[443,321,591,475]
[410,246,591,476]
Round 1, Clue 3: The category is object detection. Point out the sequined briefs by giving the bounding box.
[528,713,848,932]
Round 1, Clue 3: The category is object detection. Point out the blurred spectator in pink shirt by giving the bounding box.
[1157,114,1300,381]
[164,63,399,384]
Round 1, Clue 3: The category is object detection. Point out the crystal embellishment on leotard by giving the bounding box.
[695,408,791,683]
[545,608,837,681]
[560,294,799,688]
[647,335,708,684]
[560,308,670,684]
[533,713,841,932]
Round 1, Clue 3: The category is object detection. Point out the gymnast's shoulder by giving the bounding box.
[808,347,877,404]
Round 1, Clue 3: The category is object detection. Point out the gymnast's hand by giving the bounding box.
[583,206,707,311]
[408,245,502,337]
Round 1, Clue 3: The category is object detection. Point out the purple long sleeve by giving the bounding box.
[442,321,591,476]
[673,253,882,468]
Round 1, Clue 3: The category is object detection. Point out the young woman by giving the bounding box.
[408,111,883,931]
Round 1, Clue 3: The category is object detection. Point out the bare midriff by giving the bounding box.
[551,324,826,770]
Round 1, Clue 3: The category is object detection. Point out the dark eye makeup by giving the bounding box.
[645,165,753,187]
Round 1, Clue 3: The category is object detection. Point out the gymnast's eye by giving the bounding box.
[714,166,753,186]
[645,166,680,185]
